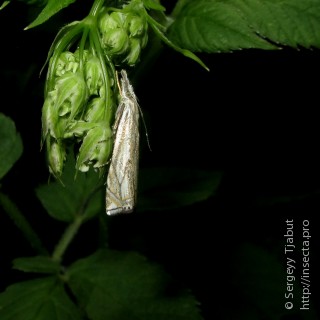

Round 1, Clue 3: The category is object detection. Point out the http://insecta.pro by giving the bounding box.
[106,70,140,215]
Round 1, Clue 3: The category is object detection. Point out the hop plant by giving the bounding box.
[41,1,148,179]
[42,48,114,178]
[41,0,206,179]
[99,9,148,66]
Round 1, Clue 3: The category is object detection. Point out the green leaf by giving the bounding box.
[145,13,209,70]
[0,113,23,180]
[25,0,76,30]
[138,167,222,211]
[169,0,320,52]
[0,277,82,320]
[68,249,202,320]
[36,153,104,222]
[143,0,166,11]
[0,1,10,10]
[13,256,61,274]
[235,0,320,49]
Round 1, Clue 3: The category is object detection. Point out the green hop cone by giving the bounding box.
[102,28,129,56]
[84,97,107,123]
[76,125,112,172]
[99,11,125,31]
[41,1,123,179]
[42,71,88,141]
[46,138,66,178]
[127,14,146,37]
[85,55,104,96]
[99,8,148,66]
[73,48,90,62]
[125,38,142,66]
[54,72,88,133]
[55,51,78,77]
[64,120,97,139]
[42,90,59,142]
[64,96,113,140]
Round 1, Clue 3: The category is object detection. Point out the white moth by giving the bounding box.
[106,70,140,215]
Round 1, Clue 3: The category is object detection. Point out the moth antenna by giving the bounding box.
[137,104,152,152]
[115,70,121,92]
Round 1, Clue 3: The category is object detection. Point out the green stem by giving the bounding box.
[0,192,48,255]
[51,215,84,262]
[91,27,115,124]
[89,0,105,17]
[84,0,115,124]
[79,28,89,72]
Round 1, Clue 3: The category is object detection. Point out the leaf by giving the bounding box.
[0,1,10,10]
[25,0,76,30]
[137,167,222,211]
[13,256,61,274]
[143,0,166,11]
[145,13,209,70]
[36,153,104,222]
[169,0,320,52]
[235,0,320,49]
[0,113,23,180]
[0,277,82,320]
[68,249,203,320]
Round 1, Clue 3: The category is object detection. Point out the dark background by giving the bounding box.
[1,1,320,319]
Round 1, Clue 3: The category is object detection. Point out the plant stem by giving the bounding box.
[0,192,48,255]
[89,0,105,17]
[52,215,84,262]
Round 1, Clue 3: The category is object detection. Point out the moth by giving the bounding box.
[106,70,140,215]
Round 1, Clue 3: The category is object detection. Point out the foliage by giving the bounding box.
[0,114,23,180]
[0,112,208,319]
[169,0,320,52]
